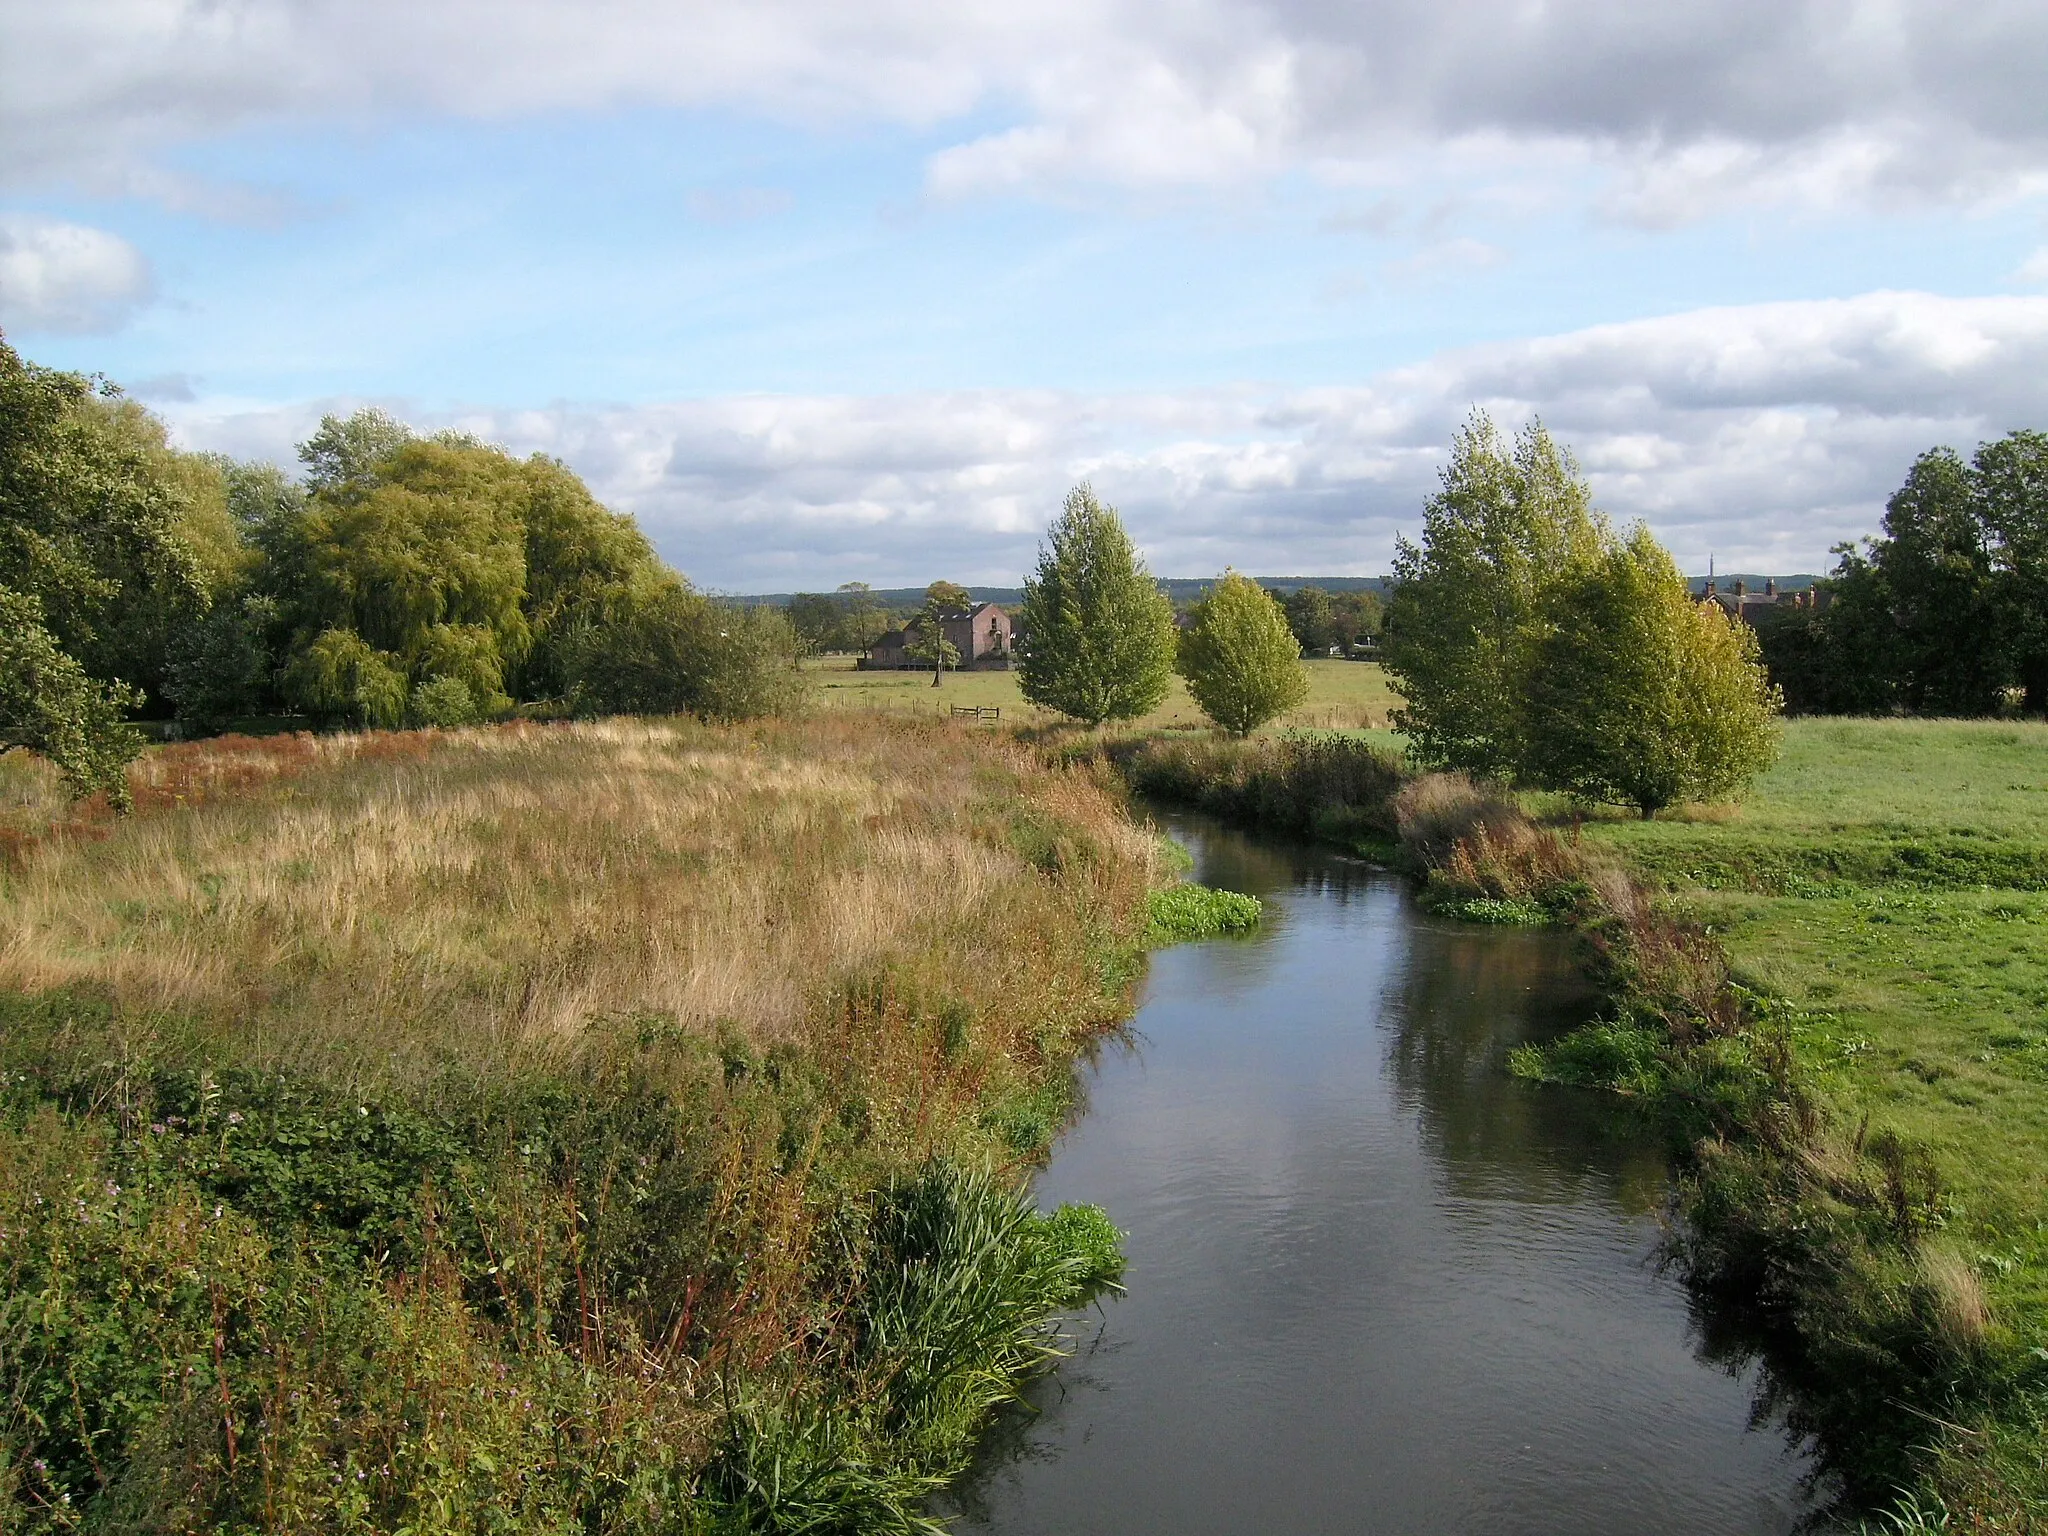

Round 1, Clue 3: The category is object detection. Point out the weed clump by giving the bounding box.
[1144,883,1262,943]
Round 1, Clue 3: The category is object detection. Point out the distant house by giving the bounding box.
[1702,577,1830,626]
[861,603,1016,670]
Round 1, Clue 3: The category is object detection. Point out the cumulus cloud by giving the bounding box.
[5,0,2048,216]
[160,292,2048,589]
[0,213,152,334]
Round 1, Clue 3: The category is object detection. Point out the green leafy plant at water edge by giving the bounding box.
[1144,883,1262,942]
[1432,894,1550,926]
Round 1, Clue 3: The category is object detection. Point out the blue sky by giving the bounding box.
[5,0,2047,588]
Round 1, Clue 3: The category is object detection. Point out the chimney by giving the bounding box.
[1732,578,1747,597]
[1764,578,1778,598]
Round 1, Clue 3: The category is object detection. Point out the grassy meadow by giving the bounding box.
[0,717,1166,1532]
[810,655,1400,732]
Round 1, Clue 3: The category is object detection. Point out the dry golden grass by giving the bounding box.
[0,716,1162,1083]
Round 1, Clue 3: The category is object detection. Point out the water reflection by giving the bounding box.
[938,814,1809,1536]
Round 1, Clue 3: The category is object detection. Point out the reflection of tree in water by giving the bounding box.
[1160,810,1386,915]
[1382,906,1669,1210]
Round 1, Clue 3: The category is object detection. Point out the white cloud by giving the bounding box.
[2017,247,2048,286]
[161,291,2048,588]
[6,0,2048,216]
[0,213,152,334]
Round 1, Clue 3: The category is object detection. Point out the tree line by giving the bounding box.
[1751,431,2048,717]
[0,336,802,804]
[0,319,1788,820]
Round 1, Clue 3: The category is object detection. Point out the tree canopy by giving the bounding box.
[1017,484,1177,726]
[1178,571,1308,734]
[1755,431,2048,717]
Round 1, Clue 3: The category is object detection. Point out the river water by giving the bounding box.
[941,813,1810,1535]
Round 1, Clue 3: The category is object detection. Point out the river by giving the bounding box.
[940,812,1811,1535]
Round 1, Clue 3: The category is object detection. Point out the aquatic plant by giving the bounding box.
[1144,883,1262,942]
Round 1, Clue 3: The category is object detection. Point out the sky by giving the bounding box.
[3,1,2047,590]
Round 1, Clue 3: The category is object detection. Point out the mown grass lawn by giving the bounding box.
[808,655,1401,731]
[1579,718,2048,1338]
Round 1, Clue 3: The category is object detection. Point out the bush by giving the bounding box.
[561,580,809,722]
[407,673,484,727]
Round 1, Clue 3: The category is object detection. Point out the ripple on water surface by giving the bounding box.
[939,815,1810,1536]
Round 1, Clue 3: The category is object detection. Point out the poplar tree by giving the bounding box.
[1381,413,1606,780]
[1178,571,1309,735]
[1017,484,1176,726]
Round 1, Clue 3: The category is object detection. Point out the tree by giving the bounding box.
[0,339,210,710]
[1017,484,1177,726]
[283,628,408,729]
[924,579,972,612]
[1381,413,1606,780]
[165,593,278,734]
[557,578,809,722]
[906,594,961,687]
[1865,449,2004,715]
[1975,429,2048,713]
[0,587,144,808]
[1279,586,1333,654]
[785,593,842,655]
[298,408,413,494]
[1178,571,1309,734]
[1526,525,1782,818]
[1748,432,2046,718]
[835,582,892,652]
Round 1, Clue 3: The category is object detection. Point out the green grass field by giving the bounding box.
[1581,719,2048,1340]
[809,655,1401,731]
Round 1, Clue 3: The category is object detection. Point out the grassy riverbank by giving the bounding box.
[1105,721,2048,1529]
[1576,720,2048,1526]
[0,717,1162,1532]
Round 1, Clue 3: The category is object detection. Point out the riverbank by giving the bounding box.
[1103,723,2048,1530]
[0,716,1158,1532]
[1578,719,2048,1529]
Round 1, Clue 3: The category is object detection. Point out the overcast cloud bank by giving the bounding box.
[9,0,2048,222]
[164,291,2048,589]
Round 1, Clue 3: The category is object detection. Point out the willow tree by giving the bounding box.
[1381,413,1606,780]
[1525,525,1782,818]
[1017,485,1176,726]
[1177,571,1308,734]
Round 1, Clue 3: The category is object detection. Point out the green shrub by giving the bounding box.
[407,672,484,727]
